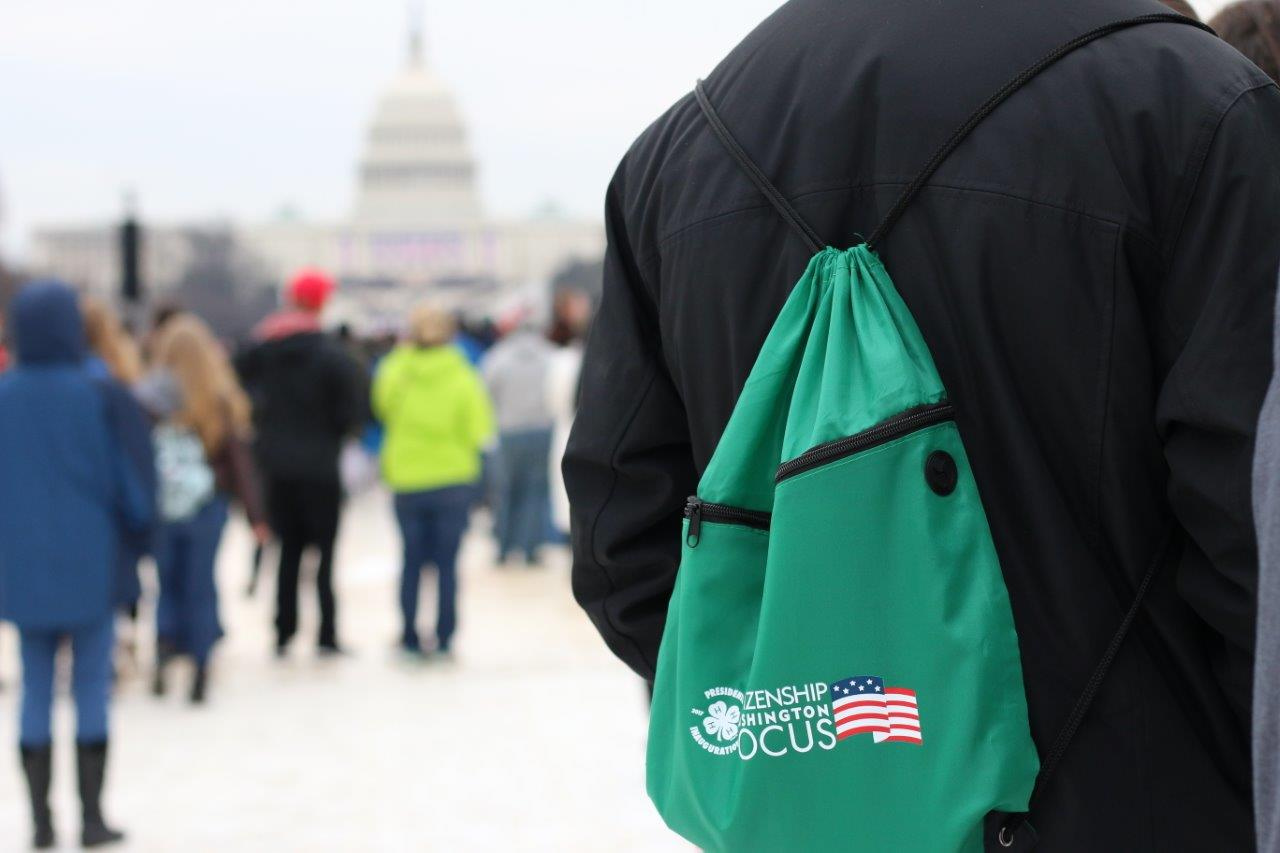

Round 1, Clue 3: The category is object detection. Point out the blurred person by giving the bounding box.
[0,281,155,849]
[333,323,379,498]
[547,338,586,545]
[373,304,494,658]
[82,297,142,386]
[546,290,593,540]
[564,2,1280,849]
[141,300,182,362]
[1213,0,1280,82]
[1160,0,1200,18]
[482,317,557,565]
[147,314,266,703]
[0,305,10,694]
[548,288,594,348]
[455,314,497,366]
[82,297,155,674]
[0,307,9,372]
[1256,269,1280,853]
[236,269,363,657]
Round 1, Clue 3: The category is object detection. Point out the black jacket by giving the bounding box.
[563,0,1280,848]
[236,329,365,484]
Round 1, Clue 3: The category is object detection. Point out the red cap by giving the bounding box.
[287,268,335,312]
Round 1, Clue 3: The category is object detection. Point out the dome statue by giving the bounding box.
[352,15,483,229]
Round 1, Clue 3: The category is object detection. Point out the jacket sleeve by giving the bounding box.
[233,344,259,395]
[1157,83,1280,728]
[562,170,697,681]
[480,347,501,394]
[371,351,401,423]
[331,348,369,437]
[223,433,267,527]
[100,379,157,535]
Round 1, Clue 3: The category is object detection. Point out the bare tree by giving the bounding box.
[169,229,277,343]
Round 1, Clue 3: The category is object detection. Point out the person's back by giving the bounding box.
[237,268,362,656]
[564,1,1280,848]
[376,342,492,493]
[0,287,119,628]
[374,305,494,657]
[0,282,150,848]
[239,327,362,483]
[483,327,558,563]
[483,327,555,433]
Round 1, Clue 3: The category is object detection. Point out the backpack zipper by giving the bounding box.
[684,497,771,547]
[774,402,956,483]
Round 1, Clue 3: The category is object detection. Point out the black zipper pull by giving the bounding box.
[685,497,703,548]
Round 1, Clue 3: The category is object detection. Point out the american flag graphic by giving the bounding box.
[830,675,923,745]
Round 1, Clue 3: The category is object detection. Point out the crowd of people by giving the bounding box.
[0,269,589,848]
[4,0,1280,850]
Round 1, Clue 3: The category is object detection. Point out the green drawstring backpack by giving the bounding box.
[646,14,1210,852]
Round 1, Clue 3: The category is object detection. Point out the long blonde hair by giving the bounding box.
[82,297,142,383]
[150,314,251,454]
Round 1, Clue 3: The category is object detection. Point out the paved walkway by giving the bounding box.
[0,490,684,851]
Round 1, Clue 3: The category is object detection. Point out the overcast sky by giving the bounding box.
[0,0,1230,260]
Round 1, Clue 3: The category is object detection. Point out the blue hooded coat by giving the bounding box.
[0,282,154,630]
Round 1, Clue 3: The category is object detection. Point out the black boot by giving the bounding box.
[190,665,207,705]
[151,640,175,697]
[76,741,124,847]
[19,744,55,849]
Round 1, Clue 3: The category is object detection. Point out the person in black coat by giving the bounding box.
[563,1,1280,849]
[236,269,364,656]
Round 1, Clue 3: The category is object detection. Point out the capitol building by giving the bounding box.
[27,25,604,330]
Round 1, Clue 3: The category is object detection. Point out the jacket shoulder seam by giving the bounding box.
[1161,80,1278,264]
[643,180,1150,266]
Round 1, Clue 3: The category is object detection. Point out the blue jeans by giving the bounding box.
[155,497,229,665]
[493,429,552,561]
[19,616,115,747]
[394,486,472,652]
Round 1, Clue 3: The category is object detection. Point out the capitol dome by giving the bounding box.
[352,26,483,228]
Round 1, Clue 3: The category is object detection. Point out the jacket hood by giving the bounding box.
[9,280,86,366]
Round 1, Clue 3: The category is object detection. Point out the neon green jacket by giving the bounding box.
[372,344,495,493]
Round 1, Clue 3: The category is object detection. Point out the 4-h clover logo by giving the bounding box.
[702,700,742,742]
[689,687,747,755]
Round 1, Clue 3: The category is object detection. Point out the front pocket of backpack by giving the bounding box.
[647,497,773,844]
[663,496,772,692]
[774,402,957,484]
[738,402,1037,851]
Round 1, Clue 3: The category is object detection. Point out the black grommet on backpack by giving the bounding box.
[985,812,1038,851]
[925,451,958,496]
